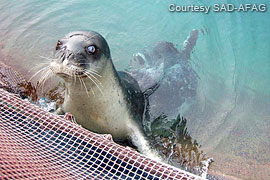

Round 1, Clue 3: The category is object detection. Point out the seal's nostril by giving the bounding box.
[67,52,72,60]
[61,52,67,62]
[60,53,65,62]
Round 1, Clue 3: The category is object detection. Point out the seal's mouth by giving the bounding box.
[55,71,88,78]
[50,62,88,79]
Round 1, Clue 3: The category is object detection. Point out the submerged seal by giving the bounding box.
[50,31,155,155]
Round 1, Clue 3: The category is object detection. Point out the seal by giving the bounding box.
[50,31,156,155]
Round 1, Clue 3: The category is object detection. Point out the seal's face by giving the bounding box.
[51,31,111,80]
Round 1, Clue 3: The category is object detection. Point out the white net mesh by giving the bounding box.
[0,63,202,180]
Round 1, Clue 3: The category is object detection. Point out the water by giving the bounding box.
[0,0,270,179]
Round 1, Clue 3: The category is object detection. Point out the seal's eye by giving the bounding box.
[56,40,62,50]
[87,45,96,54]
[57,40,62,46]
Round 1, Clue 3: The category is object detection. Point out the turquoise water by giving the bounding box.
[0,0,270,178]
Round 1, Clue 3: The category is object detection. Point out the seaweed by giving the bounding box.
[149,114,212,175]
[17,80,64,105]
[43,84,65,106]
[18,81,38,101]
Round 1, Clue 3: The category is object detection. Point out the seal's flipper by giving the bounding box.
[180,29,199,60]
[54,107,65,115]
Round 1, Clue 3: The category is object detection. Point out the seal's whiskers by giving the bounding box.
[29,66,50,82]
[78,63,102,69]
[87,69,102,77]
[84,70,103,86]
[78,77,83,89]
[84,72,104,96]
[81,77,94,97]
[39,56,58,62]
[39,68,54,93]
[88,67,101,73]
[73,72,77,85]
[28,62,50,73]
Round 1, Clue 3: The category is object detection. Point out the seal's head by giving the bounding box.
[50,31,111,80]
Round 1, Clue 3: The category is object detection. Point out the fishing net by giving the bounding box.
[0,63,202,179]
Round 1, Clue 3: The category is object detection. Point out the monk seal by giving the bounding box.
[50,31,158,157]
